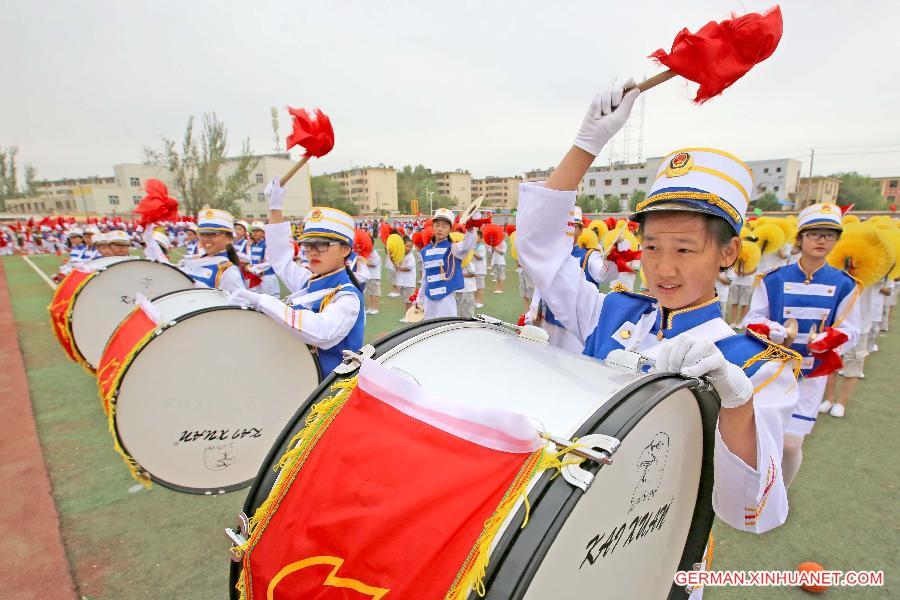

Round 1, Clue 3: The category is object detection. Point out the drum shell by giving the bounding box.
[108,289,322,494]
[231,319,718,599]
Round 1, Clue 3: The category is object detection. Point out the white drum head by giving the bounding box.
[70,259,192,369]
[114,298,320,493]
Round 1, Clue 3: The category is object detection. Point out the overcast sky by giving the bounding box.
[3,0,899,183]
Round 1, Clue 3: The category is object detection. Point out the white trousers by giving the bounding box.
[784,375,826,437]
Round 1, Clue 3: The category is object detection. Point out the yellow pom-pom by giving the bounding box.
[603,228,638,250]
[449,231,463,243]
[770,218,797,244]
[740,226,755,240]
[842,214,860,224]
[881,229,900,279]
[577,229,599,250]
[509,231,517,262]
[587,220,608,239]
[386,233,405,265]
[753,223,786,254]
[737,239,762,274]
[827,226,894,286]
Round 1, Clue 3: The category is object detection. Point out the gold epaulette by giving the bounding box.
[610,282,630,293]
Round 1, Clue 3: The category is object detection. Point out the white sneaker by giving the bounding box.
[399,318,409,323]
[387,292,400,298]
[829,404,845,418]
[369,309,379,315]
[493,290,503,294]
[819,400,833,414]
[475,303,484,308]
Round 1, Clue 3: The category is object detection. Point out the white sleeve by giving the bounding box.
[586,251,615,284]
[516,182,604,345]
[474,245,486,260]
[354,258,371,284]
[265,222,310,293]
[833,283,862,354]
[257,291,361,349]
[218,265,246,293]
[451,230,477,259]
[712,357,796,533]
[142,228,168,263]
[741,279,778,329]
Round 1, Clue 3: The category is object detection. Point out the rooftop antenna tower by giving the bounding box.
[271,107,281,152]
[607,92,645,166]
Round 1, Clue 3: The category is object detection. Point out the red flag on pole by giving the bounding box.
[237,360,556,600]
[649,5,783,103]
[134,179,179,226]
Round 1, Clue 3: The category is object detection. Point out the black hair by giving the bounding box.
[636,212,738,272]
[225,243,241,267]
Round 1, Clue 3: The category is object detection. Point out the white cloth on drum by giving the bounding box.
[516,181,793,535]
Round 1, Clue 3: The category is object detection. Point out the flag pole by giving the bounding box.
[280,155,311,187]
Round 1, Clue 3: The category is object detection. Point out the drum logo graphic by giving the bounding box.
[629,432,670,513]
[665,152,694,178]
[204,442,236,470]
[267,555,390,599]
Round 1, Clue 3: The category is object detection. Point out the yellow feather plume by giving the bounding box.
[602,228,638,250]
[770,218,797,244]
[880,229,900,279]
[577,229,599,250]
[509,231,517,262]
[842,214,860,225]
[827,226,894,286]
[386,233,405,265]
[587,220,607,239]
[752,223,786,254]
[737,240,762,274]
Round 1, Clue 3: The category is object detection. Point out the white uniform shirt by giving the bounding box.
[395,252,417,288]
[490,241,507,267]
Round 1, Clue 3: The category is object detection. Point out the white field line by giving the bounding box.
[21,255,57,290]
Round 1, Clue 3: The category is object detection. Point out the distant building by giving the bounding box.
[523,168,554,182]
[471,176,523,211]
[747,158,802,208]
[434,170,472,208]
[792,176,841,210]
[5,154,312,219]
[875,176,900,205]
[326,165,398,213]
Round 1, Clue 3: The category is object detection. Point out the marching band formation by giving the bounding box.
[28,85,896,598]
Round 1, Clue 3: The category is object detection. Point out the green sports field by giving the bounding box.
[4,251,897,598]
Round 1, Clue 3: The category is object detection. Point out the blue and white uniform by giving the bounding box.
[248,222,280,297]
[517,148,801,571]
[418,208,476,319]
[743,203,860,436]
[251,208,365,374]
[178,209,244,293]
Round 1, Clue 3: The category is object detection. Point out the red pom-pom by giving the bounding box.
[628,220,639,232]
[605,217,617,230]
[285,107,335,158]
[505,224,516,236]
[482,224,505,248]
[411,231,425,249]
[378,222,392,245]
[354,229,373,259]
[420,226,433,246]
[134,179,179,226]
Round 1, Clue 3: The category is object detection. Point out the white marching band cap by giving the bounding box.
[631,147,752,235]
[186,222,199,233]
[197,208,236,235]
[300,207,355,245]
[235,219,250,231]
[85,225,101,235]
[250,221,266,231]
[569,205,584,227]
[153,228,172,250]
[107,230,131,245]
[94,232,108,245]
[432,207,455,224]
[67,228,84,238]
[797,203,842,232]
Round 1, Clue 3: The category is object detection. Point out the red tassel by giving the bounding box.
[243,269,262,289]
[286,107,335,158]
[807,327,849,354]
[134,179,179,226]
[649,6,783,103]
[606,247,642,273]
[806,350,843,378]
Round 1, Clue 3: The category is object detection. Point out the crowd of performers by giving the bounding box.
[19,81,898,597]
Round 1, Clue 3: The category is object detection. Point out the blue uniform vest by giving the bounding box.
[543,246,601,327]
[69,244,88,262]
[761,263,857,375]
[421,238,464,301]
[186,240,198,256]
[188,252,236,289]
[291,270,365,374]
[233,238,249,257]
[250,239,274,276]
[581,290,775,379]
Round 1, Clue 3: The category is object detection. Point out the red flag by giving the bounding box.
[650,6,783,103]
[134,179,179,226]
[838,203,855,216]
[606,247,643,273]
[238,360,550,600]
[806,327,849,378]
[286,107,335,158]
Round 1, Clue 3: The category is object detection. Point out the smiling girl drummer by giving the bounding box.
[227,179,365,375]
[516,79,802,561]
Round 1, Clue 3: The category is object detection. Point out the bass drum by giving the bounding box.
[68,257,194,371]
[232,318,718,599]
[104,289,322,494]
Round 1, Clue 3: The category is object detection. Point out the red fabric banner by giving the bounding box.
[49,269,93,361]
[241,376,542,600]
[96,307,158,416]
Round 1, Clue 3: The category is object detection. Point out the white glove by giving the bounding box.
[766,322,787,344]
[264,177,286,210]
[228,288,264,310]
[573,78,641,157]
[524,307,537,326]
[653,335,753,409]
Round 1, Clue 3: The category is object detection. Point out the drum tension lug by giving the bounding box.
[541,432,620,492]
[225,511,250,562]
[334,345,376,374]
[475,314,549,345]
